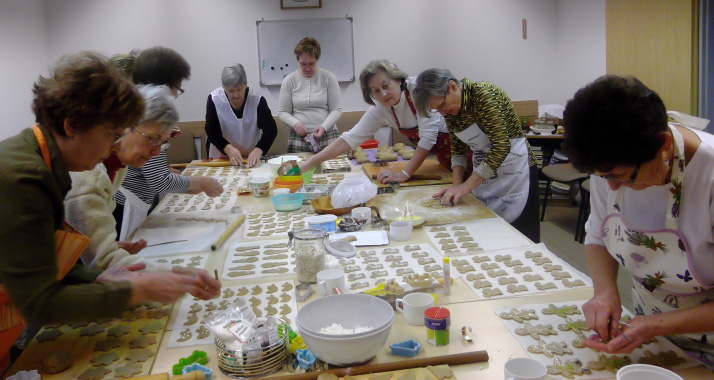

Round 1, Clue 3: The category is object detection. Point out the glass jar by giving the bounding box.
[290,229,326,283]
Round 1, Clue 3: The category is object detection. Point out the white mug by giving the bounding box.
[316,269,345,296]
[504,357,547,380]
[395,292,435,325]
[351,207,372,224]
[617,364,683,380]
[390,220,413,241]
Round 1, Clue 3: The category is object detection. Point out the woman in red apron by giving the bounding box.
[300,59,468,181]
[563,75,714,366]
[0,53,219,373]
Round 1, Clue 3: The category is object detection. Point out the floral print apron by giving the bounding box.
[601,125,714,365]
[0,125,90,372]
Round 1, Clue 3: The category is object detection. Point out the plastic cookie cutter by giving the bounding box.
[172,350,208,375]
[462,326,473,343]
[295,283,313,302]
[390,339,421,357]
[295,348,317,369]
[181,363,213,379]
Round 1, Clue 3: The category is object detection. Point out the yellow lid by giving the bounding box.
[443,257,450,263]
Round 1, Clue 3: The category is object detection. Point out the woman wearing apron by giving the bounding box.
[413,68,540,243]
[300,59,463,182]
[205,63,277,167]
[0,53,220,371]
[564,75,714,366]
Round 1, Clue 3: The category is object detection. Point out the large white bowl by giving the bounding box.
[268,155,302,175]
[295,294,395,366]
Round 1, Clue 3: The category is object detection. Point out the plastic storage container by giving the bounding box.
[271,193,303,212]
[249,176,271,197]
[291,229,327,283]
[306,214,337,233]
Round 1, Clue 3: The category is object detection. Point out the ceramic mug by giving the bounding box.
[316,268,345,296]
[616,364,683,380]
[504,357,547,380]
[395,292,435,325]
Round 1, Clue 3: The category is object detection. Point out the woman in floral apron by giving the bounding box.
[563,75,714,366]
[413,68,540,243]
[300,59,465,181]
[0,52,220,372]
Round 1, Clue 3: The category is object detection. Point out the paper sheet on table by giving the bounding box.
[135,224,224,257]
[330,231,389,246]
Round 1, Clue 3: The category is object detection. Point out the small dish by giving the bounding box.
[389,339,421,357]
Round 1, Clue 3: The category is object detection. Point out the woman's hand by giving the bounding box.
[117,239,147,255]
[377,170,408,184]
[189,176,224,197]
[126,271,210,305]
[224,144,243,167]
[294,122,308,137]
[246,147,263,168]
[95,262,146,283]
[172,266,222,300]
[582,314,655,354]
[433,183,474,206]
[582,289,622,342]
[313,126,326,139]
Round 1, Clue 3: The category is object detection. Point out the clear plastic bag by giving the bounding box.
[330,174,378,208]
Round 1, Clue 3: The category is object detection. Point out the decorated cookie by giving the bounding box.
[541,304,581,318]
[177,329,193,342]
[638,350,686,368]
[515,323,558,340]
[547,358,588,379]
[587,353,632,373]
[499,308,538,323]
[197,325,211,340]
[527,340,573,357]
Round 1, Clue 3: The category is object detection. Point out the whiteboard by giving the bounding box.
[256,18,355,85]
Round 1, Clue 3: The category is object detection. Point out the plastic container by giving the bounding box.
[424,307,451,346]
[295,184,334,204]
[273,188,290,196]
[443,257,451,296]
[273,179,303,193]
[268,155,302,175]
[306,214,337,233]
[249,176,271,197]
[302,166,315,184]
[292,229,327,283]
[271,193,303,212]
[359,139,379,149]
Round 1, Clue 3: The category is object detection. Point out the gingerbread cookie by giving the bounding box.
[94,338,122,352]
[547,358,588,379]
[515,323,557,340]
[482,288,503,298]
[587,353,631,373]
[36,329,62,342]
[499,308,539,323]
[78,366,111,380]
[90,351,119,367]
[106,324,131,338]
[527,340,573,357]
[125,349,154,363]
[541,304,581,318]
[139,322,162,335]
[638,350,686,368]
[129,335,157,349]
[534,282,557,291]
[115,363,143,378]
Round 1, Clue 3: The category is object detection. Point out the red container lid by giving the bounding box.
[424,306,450,320]
[359,139,379,149]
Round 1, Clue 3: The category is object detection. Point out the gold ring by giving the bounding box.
[204,285,209,291]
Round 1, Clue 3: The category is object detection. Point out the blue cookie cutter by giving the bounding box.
[389,339,421,357]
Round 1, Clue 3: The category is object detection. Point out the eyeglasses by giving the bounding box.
[592,162,641,184]
[133,126,171,149]
[434,94,448,113]
[176,87,185,96]
[104,126,129,144]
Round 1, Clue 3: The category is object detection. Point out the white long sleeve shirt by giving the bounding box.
[340,77,448,150]
[278,68,343,132]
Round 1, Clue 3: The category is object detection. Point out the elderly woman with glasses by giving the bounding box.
[413,68,539,243]
[205,63,278,167]
[300,59,456,182]
[0,53,219,369]
[564,75,714,365]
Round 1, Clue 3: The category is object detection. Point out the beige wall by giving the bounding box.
[606,0,699,114]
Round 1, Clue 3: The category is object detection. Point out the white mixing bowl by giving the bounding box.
[295,294,395,366]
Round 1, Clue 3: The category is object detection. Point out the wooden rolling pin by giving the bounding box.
[266,350,489,380]
[370,173,442,181]
[169,159,247,168]
[125,370,205,380]
[210,214,246,250]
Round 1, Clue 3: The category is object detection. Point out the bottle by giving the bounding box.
[443,257,451,296]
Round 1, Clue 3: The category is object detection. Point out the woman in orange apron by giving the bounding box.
[300,59,470,181]
[0,52,219,373]
[564,75,714,366]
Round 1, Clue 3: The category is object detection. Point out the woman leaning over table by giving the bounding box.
[0,53,219,371]
[278,37,343,153]
[413,68,539,243]
[205,63,277,167]
[564,75,714,365]
[300,59,461,183]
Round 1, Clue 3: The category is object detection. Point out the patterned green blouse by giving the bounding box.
[446,79,536,179]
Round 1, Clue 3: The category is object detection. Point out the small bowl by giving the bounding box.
[389,220,413,241]
[310,196,357,216]
[382,207,427,226]
[271,193,303,212]
[268,155,302,175]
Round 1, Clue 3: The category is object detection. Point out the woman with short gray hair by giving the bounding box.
[205,63,277,167]
[413,68,539,242]
[301,59,456,183]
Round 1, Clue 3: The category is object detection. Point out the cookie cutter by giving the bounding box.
[295,283,313,302]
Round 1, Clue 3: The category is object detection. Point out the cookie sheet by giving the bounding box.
[222,240,293,281]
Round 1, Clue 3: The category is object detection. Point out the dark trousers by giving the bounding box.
[510,165,541,243]
[113,203,124,240]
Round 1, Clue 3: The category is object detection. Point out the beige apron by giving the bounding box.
[0,125,90,372]
[601,125,714,365]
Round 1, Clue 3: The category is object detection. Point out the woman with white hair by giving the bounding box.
[205,63,277,167]
[300,59,460,183]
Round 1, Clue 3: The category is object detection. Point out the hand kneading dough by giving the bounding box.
[376,151,398,161]
[401,150,415,159]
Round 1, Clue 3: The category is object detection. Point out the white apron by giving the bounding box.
[601,125,714,365]
[117,186,150,241]
[454,123,530,222]
[208,87,261,158]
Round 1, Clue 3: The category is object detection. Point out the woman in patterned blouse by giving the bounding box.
[414,68,539,242]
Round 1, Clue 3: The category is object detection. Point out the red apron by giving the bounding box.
[0,125,90,372]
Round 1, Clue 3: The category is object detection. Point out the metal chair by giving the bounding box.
[540,163,589,222]
[575,178,591,243]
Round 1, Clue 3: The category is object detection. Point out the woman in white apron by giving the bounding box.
[206,63,278,167]
[564,75,714,366]
[413,68,540,243]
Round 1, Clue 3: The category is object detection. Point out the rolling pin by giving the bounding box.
[169,158,247,168]
[210,214,246,250]
[370,173,442,181]
[266,350,489,380]
[125,370,205,380]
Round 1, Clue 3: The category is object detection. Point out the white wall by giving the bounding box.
[0,0,606,141]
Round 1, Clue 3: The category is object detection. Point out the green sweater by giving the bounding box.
[446,79,536,179]
[0,126,132,325]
